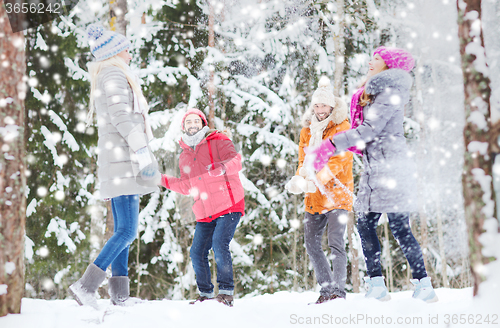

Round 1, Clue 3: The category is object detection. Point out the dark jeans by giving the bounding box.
[190,212,241,297]
[94,194,139,276]
[304,209,347,298]
[357,212,427,280]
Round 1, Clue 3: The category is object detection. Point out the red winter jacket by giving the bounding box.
[161,130,245,222]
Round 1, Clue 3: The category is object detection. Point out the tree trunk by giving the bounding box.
[346,212,360,292]
[457,0,497,296]
[382,215,393,292]
[430,60,450,288]
[317,0,345,97]
[413,57,430,272]
[110,0,128,35]
[207,0,216,129]
[0,5,27,316]
[333,0,345,96]
[292,196,298,291]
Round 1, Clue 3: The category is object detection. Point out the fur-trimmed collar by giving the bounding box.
[365,69,413,96]
[301,96,348,128]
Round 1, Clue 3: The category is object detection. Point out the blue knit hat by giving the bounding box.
[87,24,130,62]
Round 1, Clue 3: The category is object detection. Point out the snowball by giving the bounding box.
[200,192,208,200]
[42,278,54,291]
[260,154,271,166]
[390,95,401,105]
[290,219,300,229]
[38,246,49,257]
[189,187,199,197]
[386,179,397,189]
[337,214,349,224]
[173,252,184,263]
[276,158,287,169]
[37,186,48,197]
[55,190,65,201]
[253,234,263,245]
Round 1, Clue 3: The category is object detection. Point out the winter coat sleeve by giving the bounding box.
[316,122,353,186]
[296,128,308,176]
[210,136,242,175]
[333,87,400,152]
[160,173,190,195]
[101,66,149,153]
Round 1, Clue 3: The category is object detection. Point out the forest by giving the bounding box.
[1,0,499,317]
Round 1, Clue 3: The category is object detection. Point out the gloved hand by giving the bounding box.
[207,162,226,177]
[285,175,317,194]
[136,147,152,171]
[140,166,159,181]
[304,138,336,172]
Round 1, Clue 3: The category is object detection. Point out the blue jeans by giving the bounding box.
[190,212,241,297]
[357,212,427,280]
[94,194,139,276]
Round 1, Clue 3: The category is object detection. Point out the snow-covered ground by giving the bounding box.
[1,288,499,328]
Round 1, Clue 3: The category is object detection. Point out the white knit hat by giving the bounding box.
[87,24,130,62]
[309,76,336,110]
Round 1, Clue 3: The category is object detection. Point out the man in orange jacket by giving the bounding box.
[285,77,353,304]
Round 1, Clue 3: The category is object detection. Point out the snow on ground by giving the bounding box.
[1,288,499,328]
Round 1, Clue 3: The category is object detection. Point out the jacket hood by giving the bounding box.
[301,95,348,128]
[365,69,413,96]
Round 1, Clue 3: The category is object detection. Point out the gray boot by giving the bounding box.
[68,263,106,309]
[108,276,144,306]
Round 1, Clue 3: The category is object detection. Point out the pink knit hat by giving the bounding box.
[373,46,415,72]
[181,108,208,131]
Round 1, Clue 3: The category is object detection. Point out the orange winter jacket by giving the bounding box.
[297,119,354,214]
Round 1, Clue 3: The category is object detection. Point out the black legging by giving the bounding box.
[357,212,427,280]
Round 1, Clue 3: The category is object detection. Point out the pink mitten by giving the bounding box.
[305,139,336,172]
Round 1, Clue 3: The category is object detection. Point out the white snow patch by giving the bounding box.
[467,141,488,156]
[35,32,48,51]
[0,285,7,295]
[26,198,37,217]
[5,262,15,275]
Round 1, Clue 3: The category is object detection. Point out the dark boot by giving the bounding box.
[310,294,343,305]
[215,294,234,307]
[68,263,106,309]
[108,276,144,306]
[189,295,214,304]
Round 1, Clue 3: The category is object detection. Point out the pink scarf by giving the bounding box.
[347,87,365,155]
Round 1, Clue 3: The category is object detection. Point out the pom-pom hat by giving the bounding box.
[309,76,336,110]
[373,46,415,72]
[87,24,130,62]
[181,108,208,131]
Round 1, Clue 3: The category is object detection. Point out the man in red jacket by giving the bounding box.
[160,108,245,307]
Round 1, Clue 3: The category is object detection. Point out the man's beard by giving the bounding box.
[186,127,201,136]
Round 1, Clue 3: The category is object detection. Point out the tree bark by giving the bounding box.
[110,0,128,35]
[413,57,430,272]
[207,0,216,129]
[346,212,360,292]
[0,5,27,316]
[317,0,345,97]
[382,215,393,292]
[456,0,497,296]
[332,0,345,97]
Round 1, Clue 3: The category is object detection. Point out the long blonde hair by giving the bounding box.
[359,64,389,107]
[86,56,148,126]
